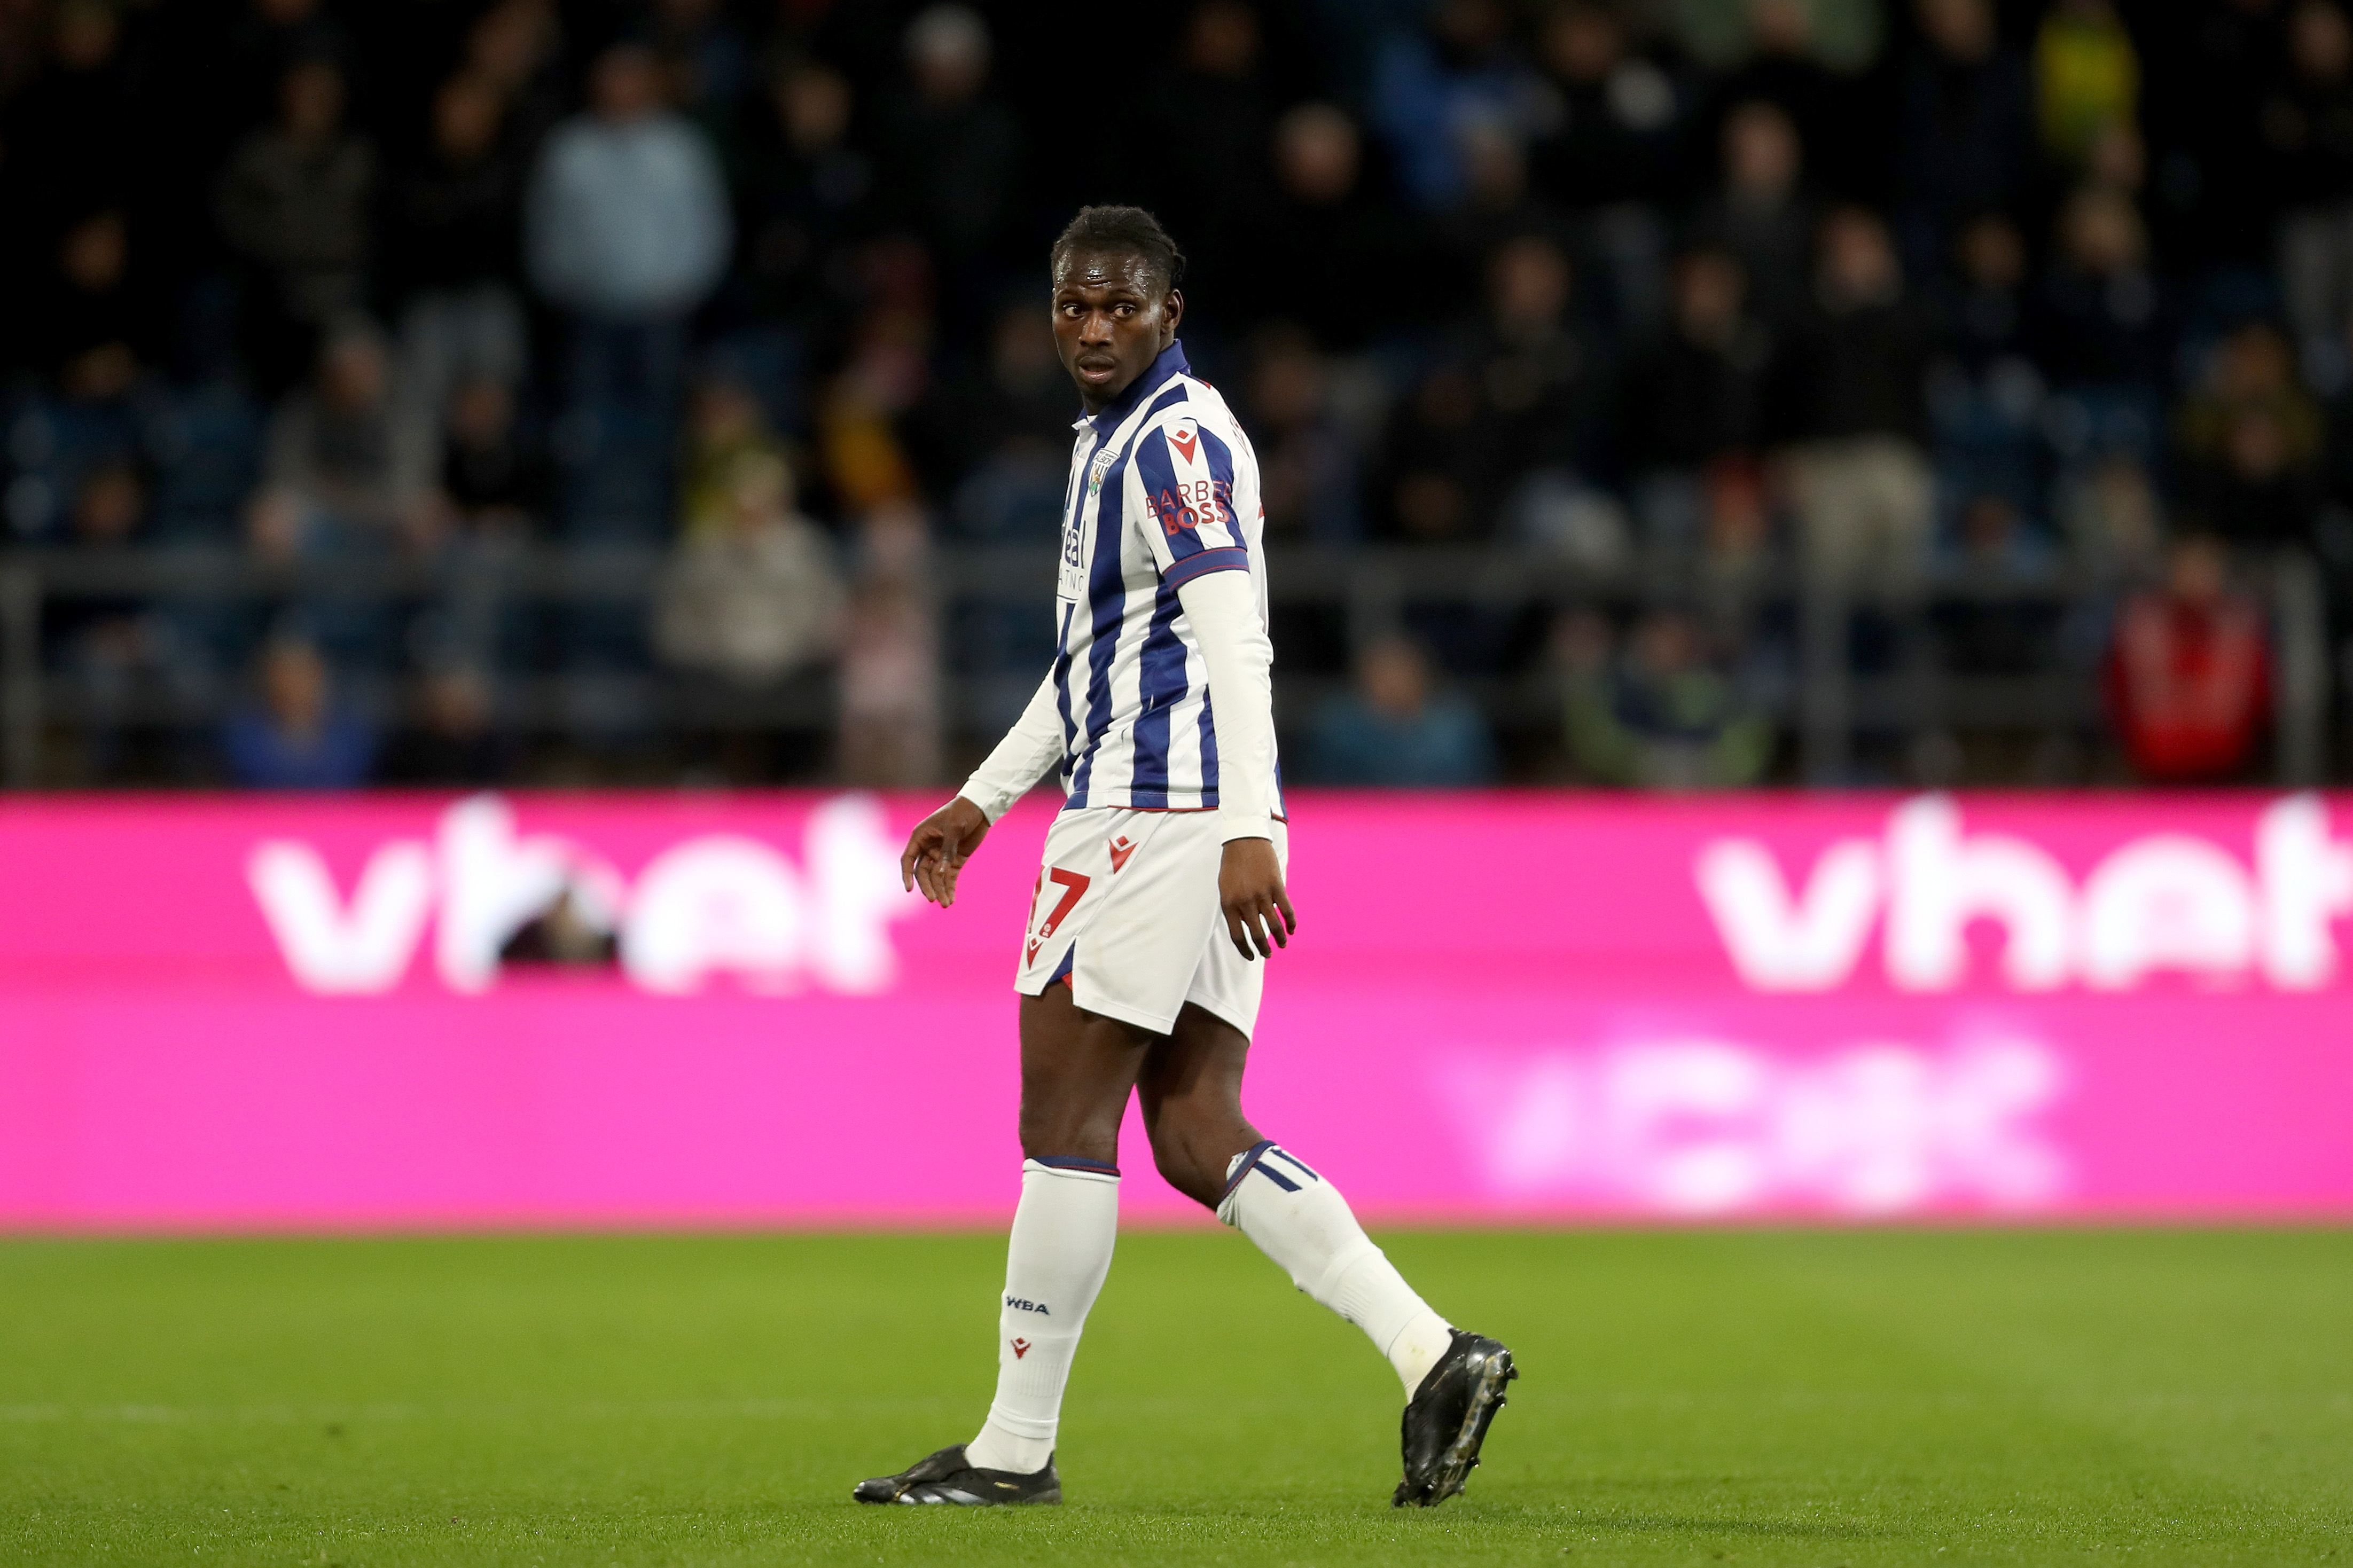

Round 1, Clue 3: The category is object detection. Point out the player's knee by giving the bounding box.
[1018,1101,1122,1167]
[1144,1111,1228,1208]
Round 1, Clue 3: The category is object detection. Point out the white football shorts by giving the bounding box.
[1012,805,1289,1038]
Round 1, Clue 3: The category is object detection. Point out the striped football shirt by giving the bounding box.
[1048,339,1277,812]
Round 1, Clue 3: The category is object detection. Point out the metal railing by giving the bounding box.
[0,544,2331,788]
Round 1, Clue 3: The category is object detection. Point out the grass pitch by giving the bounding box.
[1,1229,2346,1566]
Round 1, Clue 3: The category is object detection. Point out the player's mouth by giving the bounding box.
[1076,358,1119,384]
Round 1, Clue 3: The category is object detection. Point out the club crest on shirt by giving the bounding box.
[1166,421,1199,465]
[1086,446,1116,496]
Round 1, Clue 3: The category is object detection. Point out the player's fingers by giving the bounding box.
[1225,908,1257,961]
[1244,901,1274,959]
[1275,886,1297,938]
[899,833,925,892]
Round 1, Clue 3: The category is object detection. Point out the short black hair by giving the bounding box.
[1050,205,1187,293]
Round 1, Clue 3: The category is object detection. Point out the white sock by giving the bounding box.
[1217,1141,1454,1398]
[963,1158,1119,1473]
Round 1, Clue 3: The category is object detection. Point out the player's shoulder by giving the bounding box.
[1133,375,1245,455]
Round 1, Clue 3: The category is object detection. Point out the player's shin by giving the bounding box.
[963,1158,1120,1474]
[1216,1141,1454,1398]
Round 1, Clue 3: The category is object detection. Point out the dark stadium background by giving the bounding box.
[0,0,2339,793]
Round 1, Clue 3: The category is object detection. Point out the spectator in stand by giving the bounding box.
[1675,0,1885,80]
[1375,361,1488,546]
[215,57,376,399]
[2033,0,2139,175]
[902,301,1073,526]
[1367,0,1545,213]
[730,58,872,327]
[1246,324,1364,544]
[1933,491,2063,676]
[1561,603,1772,788]
[1525,0,1685,336]
[48,464,203,777]
[526,42,731,423]
[264,319,433,543]
[463,0,566,154]
[438,374,552,538]
[1137,0,1282,310]
[1,0,136,250]
[2034,185,2167,460]
[1702,0,1878,199]
[1896,0,2033,276]
[837,501,941,788]
[818,243,932,515]
[1252,103,1427,349]
[1687,100,1818,336]
[1472,234,1607,479]
[411,374,547,679]
[1437,118,1568,302]
[2105,533,2272,782]
[29,208,159,403]
[1528,0,1688,212]
[1694,455,1781,617]
[1373,234,1603,548]
[1929,212,2043,517]
[1619,245,1770,555]
[678,377,792,539]
[652,450,842,688]
[2271,0,2353,377]
[388,70,530,441]
[873,6,1023,324]
[377,663,512,786]
[2177,322,2326,550]
[651,0,752,145]
[1768,206,1935,590]
[222,632,378,789]
[1309,634,1497,786]
[2056,451,2164,583]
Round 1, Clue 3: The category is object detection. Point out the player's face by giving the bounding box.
[1052,248,1183,412]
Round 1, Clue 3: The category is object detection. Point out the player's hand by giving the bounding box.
[1219,837,1296,960]
[901,796,992,907]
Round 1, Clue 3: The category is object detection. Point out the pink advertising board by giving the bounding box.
[0,790,2348,1229]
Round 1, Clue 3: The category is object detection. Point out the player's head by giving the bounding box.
[1049,205,1186,412]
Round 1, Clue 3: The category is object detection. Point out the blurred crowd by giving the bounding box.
[0,0,2346,788]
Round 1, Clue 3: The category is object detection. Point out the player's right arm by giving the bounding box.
[900,670,1065,907]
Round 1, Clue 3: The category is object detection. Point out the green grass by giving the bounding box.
[1,1229,2347,1566]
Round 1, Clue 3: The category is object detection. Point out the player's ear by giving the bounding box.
[1162,289,1184,343]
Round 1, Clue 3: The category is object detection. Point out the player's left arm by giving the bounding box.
[1137,413,1294,960]
[1178,570,1294,960]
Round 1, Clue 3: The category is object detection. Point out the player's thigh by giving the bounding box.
[1016,983,1154,1160]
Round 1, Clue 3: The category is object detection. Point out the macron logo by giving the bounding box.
[1167,422,1198,464]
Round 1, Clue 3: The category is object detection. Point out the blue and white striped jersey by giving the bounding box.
[1048,340,1276,812]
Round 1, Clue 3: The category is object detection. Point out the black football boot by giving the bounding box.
[851,1444,1061,1506]
[1392,1330,1517,1507]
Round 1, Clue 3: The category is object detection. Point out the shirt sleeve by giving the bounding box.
[955,670,1065,822]
[1130,414,1250,588]
[1174,568,1278,841]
